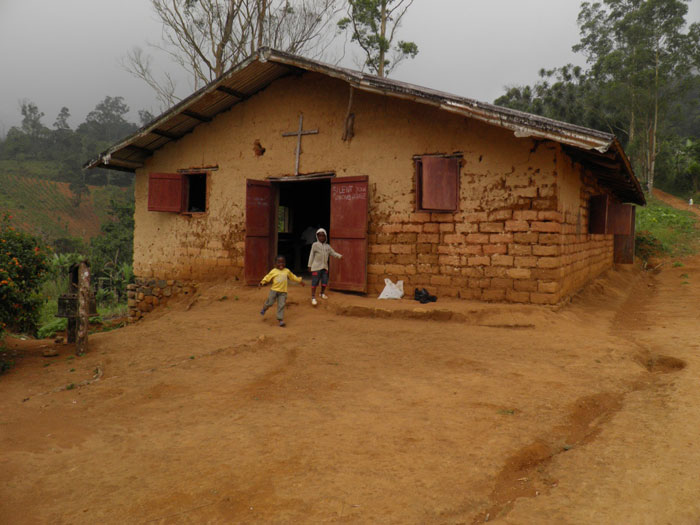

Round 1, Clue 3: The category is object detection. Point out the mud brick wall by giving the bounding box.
[558,163,615,299]
[367,165,565,305]
[126,278,198,322]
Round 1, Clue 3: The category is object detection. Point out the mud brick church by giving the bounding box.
[86,48,644,320]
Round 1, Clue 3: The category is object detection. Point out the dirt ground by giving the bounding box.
[3,210,700,523]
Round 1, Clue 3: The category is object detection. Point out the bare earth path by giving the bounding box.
[2,243,700,523]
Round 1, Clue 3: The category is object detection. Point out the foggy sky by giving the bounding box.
[1,0,699,135]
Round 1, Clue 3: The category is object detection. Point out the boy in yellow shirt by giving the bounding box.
[259,255,305,327]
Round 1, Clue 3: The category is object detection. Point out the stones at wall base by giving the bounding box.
[126,278,197,322]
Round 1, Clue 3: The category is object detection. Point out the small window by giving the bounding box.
[148,172,207,213]
[588,194,609,234]
[415,155,460,212]
[185,173,207,212]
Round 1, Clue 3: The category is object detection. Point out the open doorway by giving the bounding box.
[275,178,331,275]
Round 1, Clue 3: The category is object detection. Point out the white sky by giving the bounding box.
[1,0,698,135]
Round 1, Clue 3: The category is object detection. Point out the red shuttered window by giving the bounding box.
[148,173,186,212]
[148,172,208,213]
[415,155,460,212]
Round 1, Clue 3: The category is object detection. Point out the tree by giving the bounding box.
[53,107,71,131]
[124,0,341,108]
[574,0,700,194]
[338,0,418,77]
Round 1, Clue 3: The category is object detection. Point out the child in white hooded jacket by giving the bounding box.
[307,228,342,305]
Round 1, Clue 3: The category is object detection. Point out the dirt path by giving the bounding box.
[2,231,700,523]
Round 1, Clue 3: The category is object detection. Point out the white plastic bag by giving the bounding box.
[378,278,404,299]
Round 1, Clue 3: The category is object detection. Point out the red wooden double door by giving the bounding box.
[244,176,369,292]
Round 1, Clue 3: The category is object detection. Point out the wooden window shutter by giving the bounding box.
[607,201,634,235]
[418,156,460,212]
[148,173,186,212]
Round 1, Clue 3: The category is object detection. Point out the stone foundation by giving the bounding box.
[126,278,198,322]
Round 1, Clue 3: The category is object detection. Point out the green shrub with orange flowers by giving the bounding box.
[0,213,50,343]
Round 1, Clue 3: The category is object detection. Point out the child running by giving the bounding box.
[259,255,305,327]
[307,228,342,306]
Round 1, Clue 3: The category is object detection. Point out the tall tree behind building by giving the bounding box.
[124,0,341,108]
[338,0,418,77]
[495,0,700,196]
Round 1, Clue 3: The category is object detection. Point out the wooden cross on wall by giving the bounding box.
[282,113,318,176]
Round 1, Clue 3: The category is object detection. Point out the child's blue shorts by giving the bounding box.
[311,269,329,287]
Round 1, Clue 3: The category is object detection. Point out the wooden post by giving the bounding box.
[76,261,90,355]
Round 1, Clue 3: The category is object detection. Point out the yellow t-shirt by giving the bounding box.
[260,268,302,293]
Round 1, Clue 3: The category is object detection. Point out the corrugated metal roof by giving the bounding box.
[85,48,645,205]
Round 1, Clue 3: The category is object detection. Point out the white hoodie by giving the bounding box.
[307,228,342,271]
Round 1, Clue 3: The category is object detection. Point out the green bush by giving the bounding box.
[0,213,50,339]
[635,199,699,259]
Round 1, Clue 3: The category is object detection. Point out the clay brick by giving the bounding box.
[384,264,405,274]
[468,256,491,266]
[417,254,438,264]
[483,244,507,255]
[411,212,432,223]
[514,256,538,268]
[469,278,490,289]
[539,234,561,245]
[532,245,560,256]
[404,265,417,275]
[401,224,422,233]
[451,276,469,287]
[531,221,562,233]
[514,280,538,292]
[505,220,530,232]
[506,268,531,279]
[538,210,563,221]
[462,267,485,278]
[370,244,391,254]
[456,222,478,233]
[509,244,532,256]
[376,234,393,244]
[506,289,530,303]
[418,233,439,243]
[439,223,455,233]
[484,266,506,278]
[443,233,463,244]
[466,233,490,244]
[482,289,506,301]
[479,222,504,233]
[531,269,560,280]
[423,223,440,233]
[490,233,513,244]
[437,245,460,255]
[458,244,483,255]
[538,281,560,293]
[488,209,513,221]
[430,275,452,286]
[439,255,460,266]
[431,213,455,223]
[395,255,417,265]
[391,244,414,255]
[530,292,558,305]
[532,198,556,210]
[513,210,538,221]
[459,288,482,300]
[464,212,488,222]
[491,278,514,289]
[396,233,418,243]
[537,257,561,269]
[492,254,514,266]
[513,232,539,244]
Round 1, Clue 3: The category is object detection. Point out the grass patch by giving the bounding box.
[636,198,700,260]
